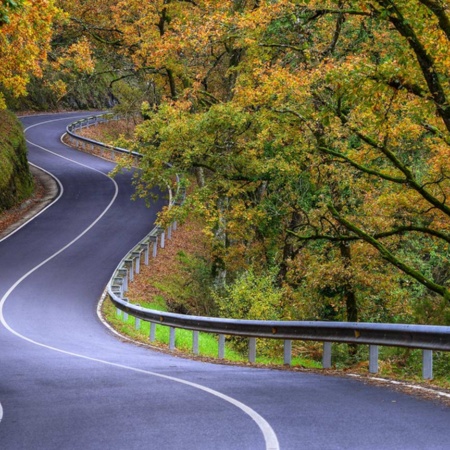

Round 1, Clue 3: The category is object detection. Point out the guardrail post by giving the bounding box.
[422,350,433,379]
[129,262,134,281]
[142,243,149,265]
[168,224,172,240]
[125,259,134,281]
[218,334,225,359]
[133,252,140,274]
[135,317,141,330]
[249,337,256,363]
[160,230,165,249]
[322,342,332,369]
[369,345,379,374]
[173,221,177,231]
[284,340,292,366]
[121,270,128,292]
[193,331,199,355]
[169,327,176,350]
[149,322,156,342]
[150,236,158,258]
[111,289,121,301]
[112,279,122,295]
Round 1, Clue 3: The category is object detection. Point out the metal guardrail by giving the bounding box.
[67,114,450,381]
[66,113,142,161]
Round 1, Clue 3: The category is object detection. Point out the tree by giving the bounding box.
[0,0,59,108]
[255,1,450,302]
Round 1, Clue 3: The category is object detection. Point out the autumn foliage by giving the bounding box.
[0,0,59,108]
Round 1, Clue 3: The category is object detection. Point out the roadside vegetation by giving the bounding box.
[99,197,450,388]
[0,110,34,212]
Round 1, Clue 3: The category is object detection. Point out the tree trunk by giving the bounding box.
[339,241,358,322]
[212,195,228,289]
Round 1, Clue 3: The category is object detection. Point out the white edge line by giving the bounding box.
[97,289,145,345]
[94,293,278,449]
[347,374,450,399]
[0,115,280,450]
[2,311,280,450]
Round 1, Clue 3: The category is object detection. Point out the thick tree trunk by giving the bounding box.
[339,241,358,323]
[212,195,228,289]
[339,241,358,356]
[278,211,301,285]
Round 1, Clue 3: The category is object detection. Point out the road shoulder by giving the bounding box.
[0,164,58,240]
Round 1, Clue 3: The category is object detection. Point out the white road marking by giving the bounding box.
[0,115,280,450]
[348,374,450,399]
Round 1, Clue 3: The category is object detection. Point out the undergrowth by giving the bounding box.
[102,297,321,368]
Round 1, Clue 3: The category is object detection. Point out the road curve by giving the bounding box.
[0,112,449,450]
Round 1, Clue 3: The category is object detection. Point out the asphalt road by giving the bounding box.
[0,112,449,450]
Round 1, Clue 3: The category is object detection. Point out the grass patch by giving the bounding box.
[102,298,321,368]
[103,298,450,387]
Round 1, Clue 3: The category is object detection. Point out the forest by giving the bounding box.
[1,1,449,333]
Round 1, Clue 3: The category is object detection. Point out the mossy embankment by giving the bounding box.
[0,110,33,212]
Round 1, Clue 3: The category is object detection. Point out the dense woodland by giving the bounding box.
[1,1,450,329]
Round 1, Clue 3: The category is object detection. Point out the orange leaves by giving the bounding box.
[0,0,59,107]
[56,37,95,75]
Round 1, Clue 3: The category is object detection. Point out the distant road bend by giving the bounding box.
[0,112,449,450]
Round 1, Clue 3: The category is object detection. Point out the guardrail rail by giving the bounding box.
[66,113,141,163]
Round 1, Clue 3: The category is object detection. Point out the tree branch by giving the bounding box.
[418,0,450,41]
[375,0,450,132]
[69,17,124,46]
[318,145,406,183]
[321,2,345,58]
[350,126,450,216]
[259,43,304,53]
[289,225,450,244]
[328,205,450,300]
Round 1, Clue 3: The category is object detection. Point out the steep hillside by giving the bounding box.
[0,110,33,212]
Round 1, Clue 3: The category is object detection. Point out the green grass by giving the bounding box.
[103,298,321,368]
[103,299,450,389]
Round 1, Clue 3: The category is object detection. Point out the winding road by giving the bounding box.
[0,112,449,449]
